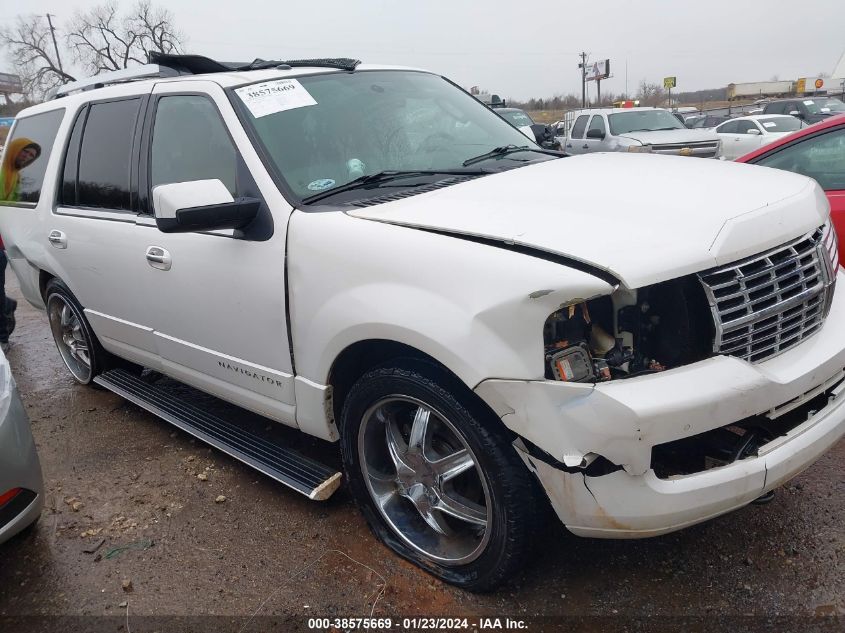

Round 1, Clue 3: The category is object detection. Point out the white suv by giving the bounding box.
[1,54,844,591]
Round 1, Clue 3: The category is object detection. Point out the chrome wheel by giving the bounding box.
[48,295,92,383]
[358,396,492,565]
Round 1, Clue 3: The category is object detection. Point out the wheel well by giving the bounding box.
[39,270,55,302]
[329,340,454,427]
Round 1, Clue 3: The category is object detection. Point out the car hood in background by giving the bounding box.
[619,129,719,145]
[346,153,828,288]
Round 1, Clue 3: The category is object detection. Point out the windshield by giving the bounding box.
[757,117,802,133]
[236,71,539,199]
[803,98,845,114]
[608,109,685,135]
[500,110,534,128]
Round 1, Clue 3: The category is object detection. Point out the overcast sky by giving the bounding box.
[2,0,845,100]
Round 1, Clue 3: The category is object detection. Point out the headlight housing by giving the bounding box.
[626,144,652,153]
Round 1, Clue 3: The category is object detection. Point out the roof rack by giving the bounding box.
[52,64,182,99]
[51,53,363,99]
[149,52,362,74]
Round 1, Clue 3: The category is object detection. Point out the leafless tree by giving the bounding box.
[67,1,184,74]
[0,1,183,101]
[0,15,76,98]
[636,80,666,107]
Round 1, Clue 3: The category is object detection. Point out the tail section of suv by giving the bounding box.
[1,54,844,590]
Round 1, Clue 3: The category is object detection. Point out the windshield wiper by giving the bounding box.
[301,169,489,204]
[462,144,561,167]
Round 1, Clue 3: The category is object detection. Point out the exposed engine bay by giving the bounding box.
[543,277,714,382]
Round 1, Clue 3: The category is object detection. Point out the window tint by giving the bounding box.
[570,115,589,139]
[765,102,783,114]
[0,109,64,205]
[77,99,139,210]
[717,121,738,134]
[150,95,237,196]
[735,121,757,134]
[755,128,845,191]
[587,115,606,135]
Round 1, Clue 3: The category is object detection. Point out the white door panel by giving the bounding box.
[142,82,297,425]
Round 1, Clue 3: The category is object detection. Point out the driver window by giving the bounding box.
[150,95,238,197]
[587,115,606,136]
[756,128,845,190]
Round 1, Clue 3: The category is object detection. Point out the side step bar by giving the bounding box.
[94,369,341,500]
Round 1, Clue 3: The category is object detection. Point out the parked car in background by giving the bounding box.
[494,107,559,150]
[764,97,845,125]
[715,115,805,160]
[738,113,845,264]
[565,107,720,157]
[495,107,536,140]
[0,349,43,545]
[689,114,732,129]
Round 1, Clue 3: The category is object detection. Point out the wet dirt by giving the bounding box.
[0,274,843,629]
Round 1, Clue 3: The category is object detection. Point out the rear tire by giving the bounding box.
[45,279,109,385]
[340,360,541,592]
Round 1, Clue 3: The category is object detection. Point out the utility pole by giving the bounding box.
[578,51,588,108]
[45,14,64,74]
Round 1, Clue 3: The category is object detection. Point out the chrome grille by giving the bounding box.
[698,227,836,363]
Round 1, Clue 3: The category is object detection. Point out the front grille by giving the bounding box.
[652,141,718,151]
[698,227,836,363]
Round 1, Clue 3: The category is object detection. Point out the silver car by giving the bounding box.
[0,349,43,544]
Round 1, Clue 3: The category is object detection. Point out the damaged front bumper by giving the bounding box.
[474,269,845,538]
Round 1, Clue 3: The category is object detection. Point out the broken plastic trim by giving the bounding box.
[517,437,622,477]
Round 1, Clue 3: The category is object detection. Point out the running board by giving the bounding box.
[93,369,341,500]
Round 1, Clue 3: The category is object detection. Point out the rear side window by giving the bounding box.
[150,95,237,196]
[570,115,589,139]
[75,99,140,210]
[0,109,64,205]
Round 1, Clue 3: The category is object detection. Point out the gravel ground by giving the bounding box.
[0,273,843,633]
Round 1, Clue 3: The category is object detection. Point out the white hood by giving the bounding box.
[347,154,829,288]
[619,128,718,145]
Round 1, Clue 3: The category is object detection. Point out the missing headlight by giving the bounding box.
[543,277,714,382]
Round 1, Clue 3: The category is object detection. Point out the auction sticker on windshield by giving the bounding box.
[235,79,317,118]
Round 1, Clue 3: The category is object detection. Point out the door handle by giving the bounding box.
[582,144,589,149]
[566,143,572,148]
[146,246,172,271]
[48,230,67,249]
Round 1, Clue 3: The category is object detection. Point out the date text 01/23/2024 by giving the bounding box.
[306,617,528,630]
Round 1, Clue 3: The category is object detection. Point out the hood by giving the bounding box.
[346,154,829,288]
[619,128,718,145]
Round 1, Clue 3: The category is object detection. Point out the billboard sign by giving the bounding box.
[0,73,23,94]
[586,60,610,82]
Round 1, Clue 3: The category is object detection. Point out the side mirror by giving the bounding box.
[530,123,550,145]
[747,128,762,135]
[585,128,605,139]
[152,179,260,233]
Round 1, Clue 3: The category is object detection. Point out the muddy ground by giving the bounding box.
[0,273,843,632]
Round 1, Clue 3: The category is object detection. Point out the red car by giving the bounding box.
[737,113,844,265]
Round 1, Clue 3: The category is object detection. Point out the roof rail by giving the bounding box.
[52,64,182,99]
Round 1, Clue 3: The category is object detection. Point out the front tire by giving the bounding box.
[340,361,541,592]
[45,279,108,385]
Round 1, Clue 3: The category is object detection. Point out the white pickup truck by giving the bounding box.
[0,54,843,591]
[564,107,721,157]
